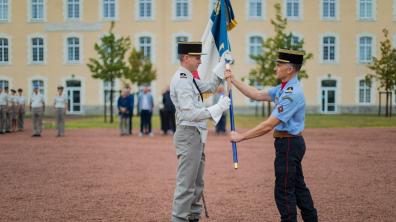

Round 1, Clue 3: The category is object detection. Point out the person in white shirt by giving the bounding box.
[0,84,7,134]
[53,86,67,137]
[17,88,26,131]
[137,86,154,137]
[30,84,45,137]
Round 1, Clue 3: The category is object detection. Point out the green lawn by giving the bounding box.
[43,114,396,129]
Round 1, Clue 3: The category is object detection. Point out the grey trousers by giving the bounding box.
[18,108,25,130]
[6,106,11,131]
[172,125,205,222]
[119,116,130,135]
[55,108,65,136]
[32,107,43,135]
[0,105,6,132]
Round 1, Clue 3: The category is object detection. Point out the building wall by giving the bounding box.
[0,0,395,114]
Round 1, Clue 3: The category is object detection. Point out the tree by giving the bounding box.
[366,28,396,117]
[87,22,131,123]
[124,48,156,87]
[247,3,313,116]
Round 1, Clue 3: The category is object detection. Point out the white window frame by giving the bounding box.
[172,33,191,64]
[290,32,303,48]
[356,77,374,105]
[320,0,339,21]
[28,0,47,22]
[64,0,83,21]
[136,0,155,21]
[0,78,11,89]
[393,35,396,48]
[135,33,155,63]
[245,81,265,106]
[356,0,376,21]
[356,33,376,64]
[100,79,120,105]
[172,0,191,21]
[394,90,396,104]
[393,0,396,21]
[246,0,266,20]
[100,0,118,21]
[64,33,83,64]
[0,0,11,22]
[61,75,86,114]
[0,33,11,65]
[28,34,47,65]
[28,76,48,103]
[284,0,303,21]
[61,74,87,115]
[317,74,342,114]
[246,33,265,64]
[319,33,339,64]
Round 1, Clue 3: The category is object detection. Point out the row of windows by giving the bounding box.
[0,78,393,107]
[0,0,395,22]
[246,33,396,64]
[1,33,396,65]
[0,35,153,64]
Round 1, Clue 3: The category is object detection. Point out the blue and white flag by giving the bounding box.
[197,0,237,82]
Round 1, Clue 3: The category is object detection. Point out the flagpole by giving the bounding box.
[226,63,238,169]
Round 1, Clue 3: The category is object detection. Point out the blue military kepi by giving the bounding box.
[177,42,206,55]
[275,48,305,65]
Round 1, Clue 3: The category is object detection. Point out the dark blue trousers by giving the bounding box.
[140,110,152,134]
[274,136,318,222]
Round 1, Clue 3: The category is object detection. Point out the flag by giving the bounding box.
[197,0,237,81]
[198,0,239,169]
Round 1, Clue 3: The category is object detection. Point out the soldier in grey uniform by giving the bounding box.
[0,84,7,134]
[17,89,26,131]
[30,84,45,137]
[53,86,67,137]
[170,42,231,222]
[10,89,18,132]
[5,87,11,133]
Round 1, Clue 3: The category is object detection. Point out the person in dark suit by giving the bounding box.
[161,86,176,135]
[125,85,134,135]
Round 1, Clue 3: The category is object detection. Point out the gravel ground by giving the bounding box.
[0,125,395,222]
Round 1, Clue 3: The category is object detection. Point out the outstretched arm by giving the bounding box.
[225,70,272,102]
[230,115,280,143]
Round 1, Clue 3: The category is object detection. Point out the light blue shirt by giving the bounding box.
[268,75,305,135]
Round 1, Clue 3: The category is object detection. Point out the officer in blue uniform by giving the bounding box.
[227,49,318,222]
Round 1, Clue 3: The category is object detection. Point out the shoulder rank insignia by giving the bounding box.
[180,73,187,79]
[281,96,293,103]
[285,87,293,93]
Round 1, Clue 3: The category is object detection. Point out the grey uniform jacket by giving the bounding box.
[170,67,223,142]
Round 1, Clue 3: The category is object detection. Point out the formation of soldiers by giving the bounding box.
[0,84,66,137]
[0,86,26,134]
